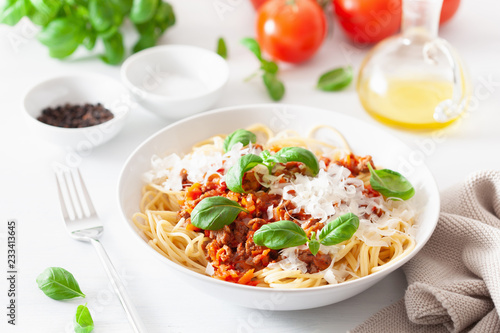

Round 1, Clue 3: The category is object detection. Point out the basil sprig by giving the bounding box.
[316,66,353,92]
[226,147,320,193]
[272,147,320,175]
[75,303,94,333]
[36,267,85,300]
[253,220,308,250]
[216,37,228,59]
[223,129,257,153]
[191,196,248,230]
[240,37,285,101]
[318,213,360,245]
[253,213,360,255]
[225,154,264,193]
[367,163,415,200]
[0,0,175,64]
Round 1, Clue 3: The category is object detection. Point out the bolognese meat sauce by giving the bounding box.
[178,155,375,285]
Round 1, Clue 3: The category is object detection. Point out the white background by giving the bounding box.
[1,0,500,332]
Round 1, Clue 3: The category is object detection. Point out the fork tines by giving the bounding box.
[54,166,97,221]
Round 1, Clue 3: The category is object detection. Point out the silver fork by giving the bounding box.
[54,166,147,333]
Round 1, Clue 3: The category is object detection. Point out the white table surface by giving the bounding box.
[1,1,499,332]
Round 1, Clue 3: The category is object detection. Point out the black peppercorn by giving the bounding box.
[37,103,114,128]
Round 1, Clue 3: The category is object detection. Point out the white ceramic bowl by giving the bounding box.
[23,73,129,150]
[118,104,440,310]
[120,45,229,120]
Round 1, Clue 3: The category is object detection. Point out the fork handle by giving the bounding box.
[90,238,147,333]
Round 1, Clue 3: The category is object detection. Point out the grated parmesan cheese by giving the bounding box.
[144,141,417,284]
[144,140,262,191]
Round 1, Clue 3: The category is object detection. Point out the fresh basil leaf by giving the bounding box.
[260,149,287,173]
[29,0,61,26]
[74,304,94,333]
[133,29,156,53]
[261,150,287,165]
[37,18,85,58]
[82,29,97,50]
[191,196,248,230]
[223,129,257,153]
[130,0,158,24]
[154,1,175,32]
[89,0,121,32]
[110,0,132,15]
[101,31,124,65]
[367,163,415,200]
[260,59,278,74]
[0,0,28,26]
[98,25,118,39]
[274,147,320,176]
[262,72,285,101]
[308,239,320,256]
[216,37,227,59]
[316,66,353,92]
[319,213,359,246]
[240,37,262,61]
[253,220,308,250]
[225,154,263,193]
[36,267,85,300]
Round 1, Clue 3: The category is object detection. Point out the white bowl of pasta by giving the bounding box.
[118,104,440,310]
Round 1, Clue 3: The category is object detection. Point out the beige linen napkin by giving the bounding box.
[352,170,500,333]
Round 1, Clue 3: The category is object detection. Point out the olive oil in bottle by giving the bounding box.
[356,0,469,131]
[357,78,456,130]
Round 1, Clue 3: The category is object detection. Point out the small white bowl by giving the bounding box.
[23,74,129,150]
[120,45,229,120]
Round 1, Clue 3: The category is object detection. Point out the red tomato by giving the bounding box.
[333,0,401,44]
[256,0,327,64]
[333,0,460,44]
[440,0,460,24]
[250,0,268,10]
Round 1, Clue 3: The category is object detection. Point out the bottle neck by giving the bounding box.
[401,0,443,40]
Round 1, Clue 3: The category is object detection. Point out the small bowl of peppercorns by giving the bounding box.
[23,73,130,150]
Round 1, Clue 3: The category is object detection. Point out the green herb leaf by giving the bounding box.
[0,0,28,26]
[273,147,320,176]
[191,196,248,230]
[153,1,175,32]
[225,154,263,193]
[74,303,94,333]
[29,0,61,26]
[82,29,97,50]
[367,163,415,200]
[261,150,287,165]
[101,31,124,65]
[217,37,227,59]
[36,267,85,300]
[240,37,285,101]
[89,0,122,32]
[253,220,308,250]
[317,66,353,92]
[133,29,156,53]
[308,236,320,256]
[110,0,133,15]
[262,72,285,101]
[130,0,158,24]
[223,129,257,153]
[260,59,278,74]
[37,18,86,58]
[319,213,359,246]
[240,37,262,61]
